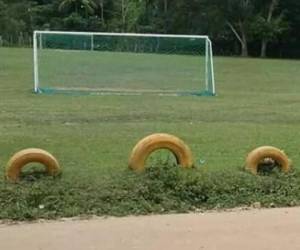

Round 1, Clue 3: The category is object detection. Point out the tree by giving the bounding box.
[59,0,97,17]
[110,0,145,32]
[252,0,288,57]
[0,1,7,24]
[95,0,105,24]
[201,0,255,57]
[224,0,255,57]
[0,1,8,45]
[0,0,36,45]
[0,0,299,57]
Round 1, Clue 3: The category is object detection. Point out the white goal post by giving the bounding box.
[33,30,216,96]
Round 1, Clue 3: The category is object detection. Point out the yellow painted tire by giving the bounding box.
[128,133,194,171]
[245,146,291,175]
[6,148,61,182]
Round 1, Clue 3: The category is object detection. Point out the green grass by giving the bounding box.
[0,47,300,220]
[39,50,206,92]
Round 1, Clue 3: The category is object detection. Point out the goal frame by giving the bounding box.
[33,30,216,96]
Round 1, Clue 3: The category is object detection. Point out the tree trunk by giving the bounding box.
[121,0,126,31]
[260,0,278,58]
[240,23,248,57]
[163,0,168,33]
[241,42,248,57]
[100,1,104,24]
[227,21,248,57]
[164,0,168,13]
[261,39,268,57]
[267,0,278,22]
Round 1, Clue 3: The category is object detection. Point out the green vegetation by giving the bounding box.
[0,47,300,220]
[1,166,300,220]
[1,0,300,58]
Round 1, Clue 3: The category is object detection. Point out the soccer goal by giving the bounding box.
[33,31,216,96]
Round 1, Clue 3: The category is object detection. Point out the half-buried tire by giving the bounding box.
[6,148,61,182]
[245,146,291,175]
[129,133,194,171]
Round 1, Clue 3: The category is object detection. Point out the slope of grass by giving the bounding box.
[0,47,300,220]
[1,165,300,220]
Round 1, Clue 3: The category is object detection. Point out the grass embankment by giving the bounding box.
[1,165,300,220]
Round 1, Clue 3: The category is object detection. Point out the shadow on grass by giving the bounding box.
[19,169,61,183]
[257,161,279,175]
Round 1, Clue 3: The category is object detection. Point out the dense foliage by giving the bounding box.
[0,0,299,57]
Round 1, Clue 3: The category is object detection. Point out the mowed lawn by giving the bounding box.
[1,47,299,174]
[0,47,300,219]
[38,49,206,92]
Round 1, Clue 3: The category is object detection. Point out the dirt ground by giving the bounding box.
[0,207,299,250]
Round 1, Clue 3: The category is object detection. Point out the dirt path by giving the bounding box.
[0,207,299,250]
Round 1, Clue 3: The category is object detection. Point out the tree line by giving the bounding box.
[0,0,299,58]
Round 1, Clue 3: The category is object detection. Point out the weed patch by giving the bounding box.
[1,164,300,221]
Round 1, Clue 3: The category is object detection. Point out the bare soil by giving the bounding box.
[0,207,299,250]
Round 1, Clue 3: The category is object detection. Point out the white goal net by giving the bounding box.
[33,31,216,96]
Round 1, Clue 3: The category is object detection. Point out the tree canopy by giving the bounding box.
[0,0,299,58]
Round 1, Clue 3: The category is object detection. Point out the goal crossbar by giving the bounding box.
[34,30,210,39]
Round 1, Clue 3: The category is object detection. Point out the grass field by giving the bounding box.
[39,50,206,93]
[1,47,300,220]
